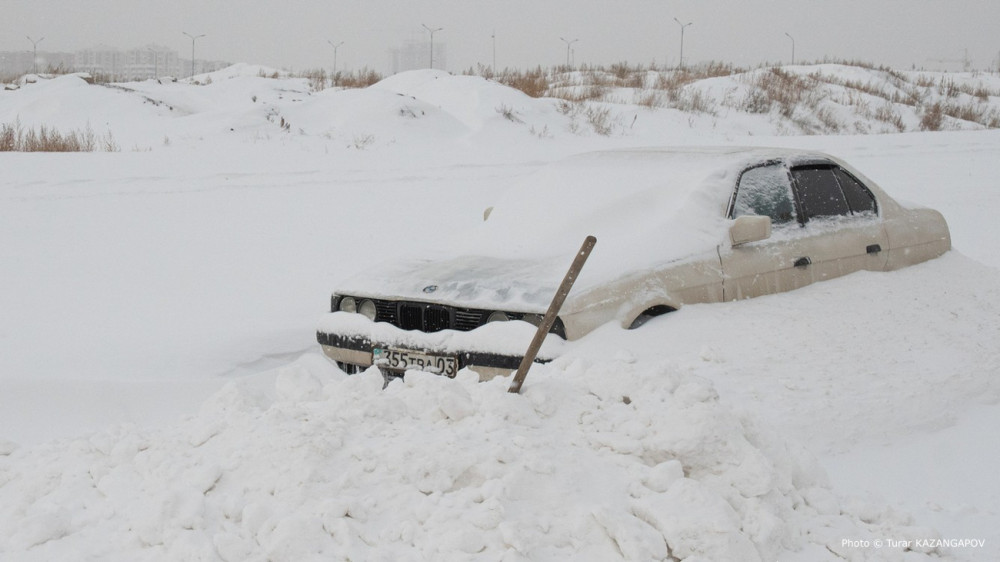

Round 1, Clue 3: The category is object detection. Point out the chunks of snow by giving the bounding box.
[0,354,941,560]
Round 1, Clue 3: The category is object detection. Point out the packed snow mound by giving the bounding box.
[0,74,164,135]
[281,86,470,143]
[191,62,290,82]
[372,70,557,131]
[0,355,943,561]
[278,70,564,149]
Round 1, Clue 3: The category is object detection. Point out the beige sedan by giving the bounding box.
[318,147,950,379]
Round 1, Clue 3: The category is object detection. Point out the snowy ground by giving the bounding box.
[1,67,998,560]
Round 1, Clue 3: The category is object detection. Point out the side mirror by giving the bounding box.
[729,215,771,246]
[483,206,494,221]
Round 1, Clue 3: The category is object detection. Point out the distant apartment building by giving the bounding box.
[74,45,184,80]
[390,40,447,73]
[0,51,75,76]
[1,45,228,81]
[75,45,236,80]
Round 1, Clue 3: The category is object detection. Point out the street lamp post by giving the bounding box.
[182,32,206,78]
[422,24,443,69]
[26,36,44,74]
[673,18,692,69]
[785,32,795,65]
[559,37,578,68]
[327,40,344,78]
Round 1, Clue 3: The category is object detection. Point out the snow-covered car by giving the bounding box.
[317,147,950,380]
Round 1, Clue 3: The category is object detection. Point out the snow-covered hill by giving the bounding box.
[5,62,1000,152]
[1,65,998,561]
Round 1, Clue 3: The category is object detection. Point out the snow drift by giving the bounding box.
[0,356,944,561]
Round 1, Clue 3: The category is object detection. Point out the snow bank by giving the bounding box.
[0,74,157,135]
[0,355,941,561]
[371,70,554,132]
[282,86,470,144]
[192,63,290,82]
[281,70,565,149]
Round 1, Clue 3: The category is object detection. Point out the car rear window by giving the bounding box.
[791,165,851,220]
[834,168,878,215]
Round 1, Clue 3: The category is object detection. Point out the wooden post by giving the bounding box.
[508,235,597,394]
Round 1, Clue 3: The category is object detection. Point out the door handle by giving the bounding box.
[794,257,812,268]
[866,244,882,254]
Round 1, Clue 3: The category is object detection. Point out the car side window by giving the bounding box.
[790,165,851,220]
[834,168,878,215]
[732,163,797,224]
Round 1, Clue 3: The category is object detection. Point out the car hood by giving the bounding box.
[335,254,567,312]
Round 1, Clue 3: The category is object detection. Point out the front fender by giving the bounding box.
[560,282,684,339]
[559,254,725,338]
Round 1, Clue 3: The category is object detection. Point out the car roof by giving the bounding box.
[338,146,853,311]
[464,146,831,275]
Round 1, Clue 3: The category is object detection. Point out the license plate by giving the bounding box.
[372,347,459,377]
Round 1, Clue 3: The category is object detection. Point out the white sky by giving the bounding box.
[4,0,999,73]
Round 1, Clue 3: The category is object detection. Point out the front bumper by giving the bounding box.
[316,312,564,381]
[317,332,542,381]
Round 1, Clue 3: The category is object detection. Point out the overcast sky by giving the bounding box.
[4,0,999,73]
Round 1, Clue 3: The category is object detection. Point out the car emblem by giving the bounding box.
[422,285,438,293]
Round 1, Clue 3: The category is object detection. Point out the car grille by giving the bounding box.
[354,298,488,333]
[335,296,565,338]
[453,309,483,331]
[398,303,453,332]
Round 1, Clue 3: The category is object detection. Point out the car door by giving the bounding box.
[786,163,888,278]
[720,161,819,299]
[720,160,889,301]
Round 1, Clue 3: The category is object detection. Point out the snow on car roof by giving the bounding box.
[336,146,838,311]
[462,146,813,286]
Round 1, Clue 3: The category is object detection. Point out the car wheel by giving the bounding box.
[628,305,676,329]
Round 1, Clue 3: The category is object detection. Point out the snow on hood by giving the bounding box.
[337,147,804,310]
[336,255,567,312]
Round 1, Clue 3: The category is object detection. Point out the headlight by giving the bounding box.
[338,297,357,313]
[487,311,509,323]
[359,299,377,321]
[521,313,545,327]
